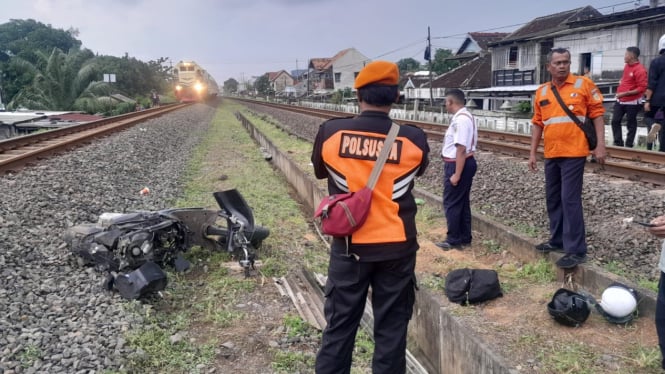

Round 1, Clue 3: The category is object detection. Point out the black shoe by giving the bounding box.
[556,254,587,269]
[535,242,564,253]
[436,241,463,251]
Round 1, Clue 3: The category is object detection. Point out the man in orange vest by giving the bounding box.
[311,61,429,374]
[529,48,606,269]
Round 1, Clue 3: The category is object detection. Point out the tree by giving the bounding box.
[223,78,239,94]
[8,48,111,112]
[428,48,460,75]
[0,19,81,64]
[396,58,421,74]
[254,74,271,96]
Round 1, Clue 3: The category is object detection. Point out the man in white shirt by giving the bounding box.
[436,89,478,250]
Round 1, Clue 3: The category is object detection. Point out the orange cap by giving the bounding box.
[354,61,399,89]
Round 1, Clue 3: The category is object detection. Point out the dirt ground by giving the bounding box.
[415,223,661,373]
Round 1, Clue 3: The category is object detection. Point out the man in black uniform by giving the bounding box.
[311,60,429,374]
[644,34,665,152]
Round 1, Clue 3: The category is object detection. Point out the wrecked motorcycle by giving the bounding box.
[64,189,270,299]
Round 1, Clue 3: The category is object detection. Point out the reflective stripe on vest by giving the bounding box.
[574,78,583,89]
[543,115,587,126]
[541,85,548,97]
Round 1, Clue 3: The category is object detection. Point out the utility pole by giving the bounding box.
[427,26,434,106]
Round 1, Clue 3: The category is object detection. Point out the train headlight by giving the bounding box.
[194,83,204,92]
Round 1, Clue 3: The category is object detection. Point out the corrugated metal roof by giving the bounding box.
[0,111,68,125]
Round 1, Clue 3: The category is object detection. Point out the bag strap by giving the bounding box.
[366,122,399,190]
[550,83,585,129]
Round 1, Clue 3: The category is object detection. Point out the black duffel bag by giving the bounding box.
[445,268,503,305]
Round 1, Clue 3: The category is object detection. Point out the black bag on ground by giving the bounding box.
[445,268,503,305]
[114,261,168,300]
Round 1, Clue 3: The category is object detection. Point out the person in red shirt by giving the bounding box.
[611,47,648,148]
[529,48,606,269]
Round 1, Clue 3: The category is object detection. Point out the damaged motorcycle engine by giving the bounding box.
[64,189,270,300]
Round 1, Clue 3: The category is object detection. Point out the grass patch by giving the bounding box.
[419,273,447,292]
[126,321,216,373]
[271,350,316,373]
[18,344,41,368]
[604,260,627,277]
[638,278,659,293]
[538,342,598,374]
[481,239,502,254]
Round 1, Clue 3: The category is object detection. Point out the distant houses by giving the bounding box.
[246,1,665,106]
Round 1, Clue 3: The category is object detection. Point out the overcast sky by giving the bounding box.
[0,0,640,84]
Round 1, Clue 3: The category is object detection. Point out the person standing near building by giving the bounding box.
[611,46,647,148]
[528,48,606,269]
[436,88,477,250]
[311,60,429,374]
[644,34,665,152]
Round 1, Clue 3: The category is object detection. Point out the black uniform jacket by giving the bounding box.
[311,111,430,261]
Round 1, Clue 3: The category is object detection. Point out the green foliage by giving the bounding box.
[125,322,215,373]
[271,351,315,373]
[481,239,502,254]
[427,49,460,75]
[638,278,658,293]
[254,74,271,96]
[223,78,239,94]
[0,19,172,108]
[331,88,353,104]
[516,259,555,284]
[396,58,421,73]
[516,101,532,113]
[17,344,41,368]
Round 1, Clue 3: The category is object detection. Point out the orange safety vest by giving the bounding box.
[532,74,605,158]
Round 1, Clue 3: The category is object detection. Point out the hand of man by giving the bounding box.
[528,155,537,172]
[450,174,461,186]
[645,102,651,112]
[593,144,606,164]
[648,215,665,239]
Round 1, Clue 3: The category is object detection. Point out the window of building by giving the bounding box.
[335,72,341,83]
[508,46,518,68]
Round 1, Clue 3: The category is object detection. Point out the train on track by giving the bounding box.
[173,60,219,102]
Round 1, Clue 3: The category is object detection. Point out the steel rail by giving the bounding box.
[231,98,665,186]
[0,104,189,172]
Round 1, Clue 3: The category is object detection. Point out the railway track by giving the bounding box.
[0,103,189,172]
[231,98,665,186]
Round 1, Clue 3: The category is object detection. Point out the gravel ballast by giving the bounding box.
[0,104,216,373]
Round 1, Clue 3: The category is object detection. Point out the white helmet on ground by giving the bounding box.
[595,283,638,324]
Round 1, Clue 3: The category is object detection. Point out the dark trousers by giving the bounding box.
[611,102,640,147]
[544,157,587,256]
[657,272,665,369]
[645,105,665,151]
[443,157,477,245]
[315,251,417,374]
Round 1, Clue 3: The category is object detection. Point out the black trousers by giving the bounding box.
[544,157,587,256]
[443,157,477,245]
[611,102,640,147]
[657,272,665,369]
[315,251,417,374]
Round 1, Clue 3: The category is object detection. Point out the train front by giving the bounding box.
[173,61,208,102]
